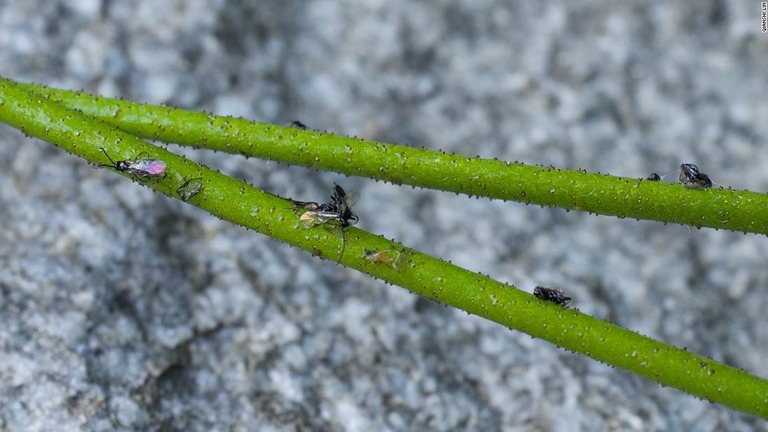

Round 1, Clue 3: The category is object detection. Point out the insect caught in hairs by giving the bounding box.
[678,163,712,189]
[98,147,167,180]
[533,286,571,307]
[364,248,406,270]
[289,183,359,263]
[290,120,308,130]
[646,173,661,181]
[177,177,203,201]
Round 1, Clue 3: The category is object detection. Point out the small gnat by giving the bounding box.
[98,147,167,180]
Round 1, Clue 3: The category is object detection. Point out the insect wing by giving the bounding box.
[678,163,712,189]
[330,184,358,206]
[321,221,346,237]
[177,178,203,201]
[691,174,712,189]
[127,159,167,178]
[365,248,406,270]
[342,191,359,209]
[298,210,321,228]
[333,187,359,227]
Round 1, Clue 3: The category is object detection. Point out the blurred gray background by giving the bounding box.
[1,1,767,430]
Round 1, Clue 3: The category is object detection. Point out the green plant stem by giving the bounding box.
[2,77,767,418]
[18,80,768,236]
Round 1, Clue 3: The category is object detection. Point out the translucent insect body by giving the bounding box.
[364,248,406,271]
[99,147,167,180]
[177,177,203,201]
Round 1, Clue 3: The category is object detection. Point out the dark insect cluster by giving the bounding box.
[533,286,571,307]
[289,183,359,262]
[328,183,359,228]
[290,120,308,130]
[290,183,359,228]
[678,163,712,189]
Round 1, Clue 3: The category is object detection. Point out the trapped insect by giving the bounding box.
[177,177,203,201]
[364,248,406,270]
[290,201,339,228]
[290,184,359,228]
[290,120,308,130]
[328,183,359,228]
[533,286,571,307]
[98,147,167,180]
[678,163,712,189]
[642,169,676,182]
[289,183,359,263]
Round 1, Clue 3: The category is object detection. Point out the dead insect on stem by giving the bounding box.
[98,147,167,180]
[533,286,571,307]
[289,183,359,263]
[679,163,712,189]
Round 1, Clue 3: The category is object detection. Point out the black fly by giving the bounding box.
[533,286,571,307]
[328,183,359,228]
[289,183,359,263]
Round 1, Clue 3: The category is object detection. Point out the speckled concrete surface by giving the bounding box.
[1,1,768,430]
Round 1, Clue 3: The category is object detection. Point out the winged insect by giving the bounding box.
[364,248,406,270]
[98,147,166,180]
[678,163,712,189]
[289,183,359,263]
[177,177,203,201]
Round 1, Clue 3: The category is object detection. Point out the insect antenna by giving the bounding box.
[98,147,117,168]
